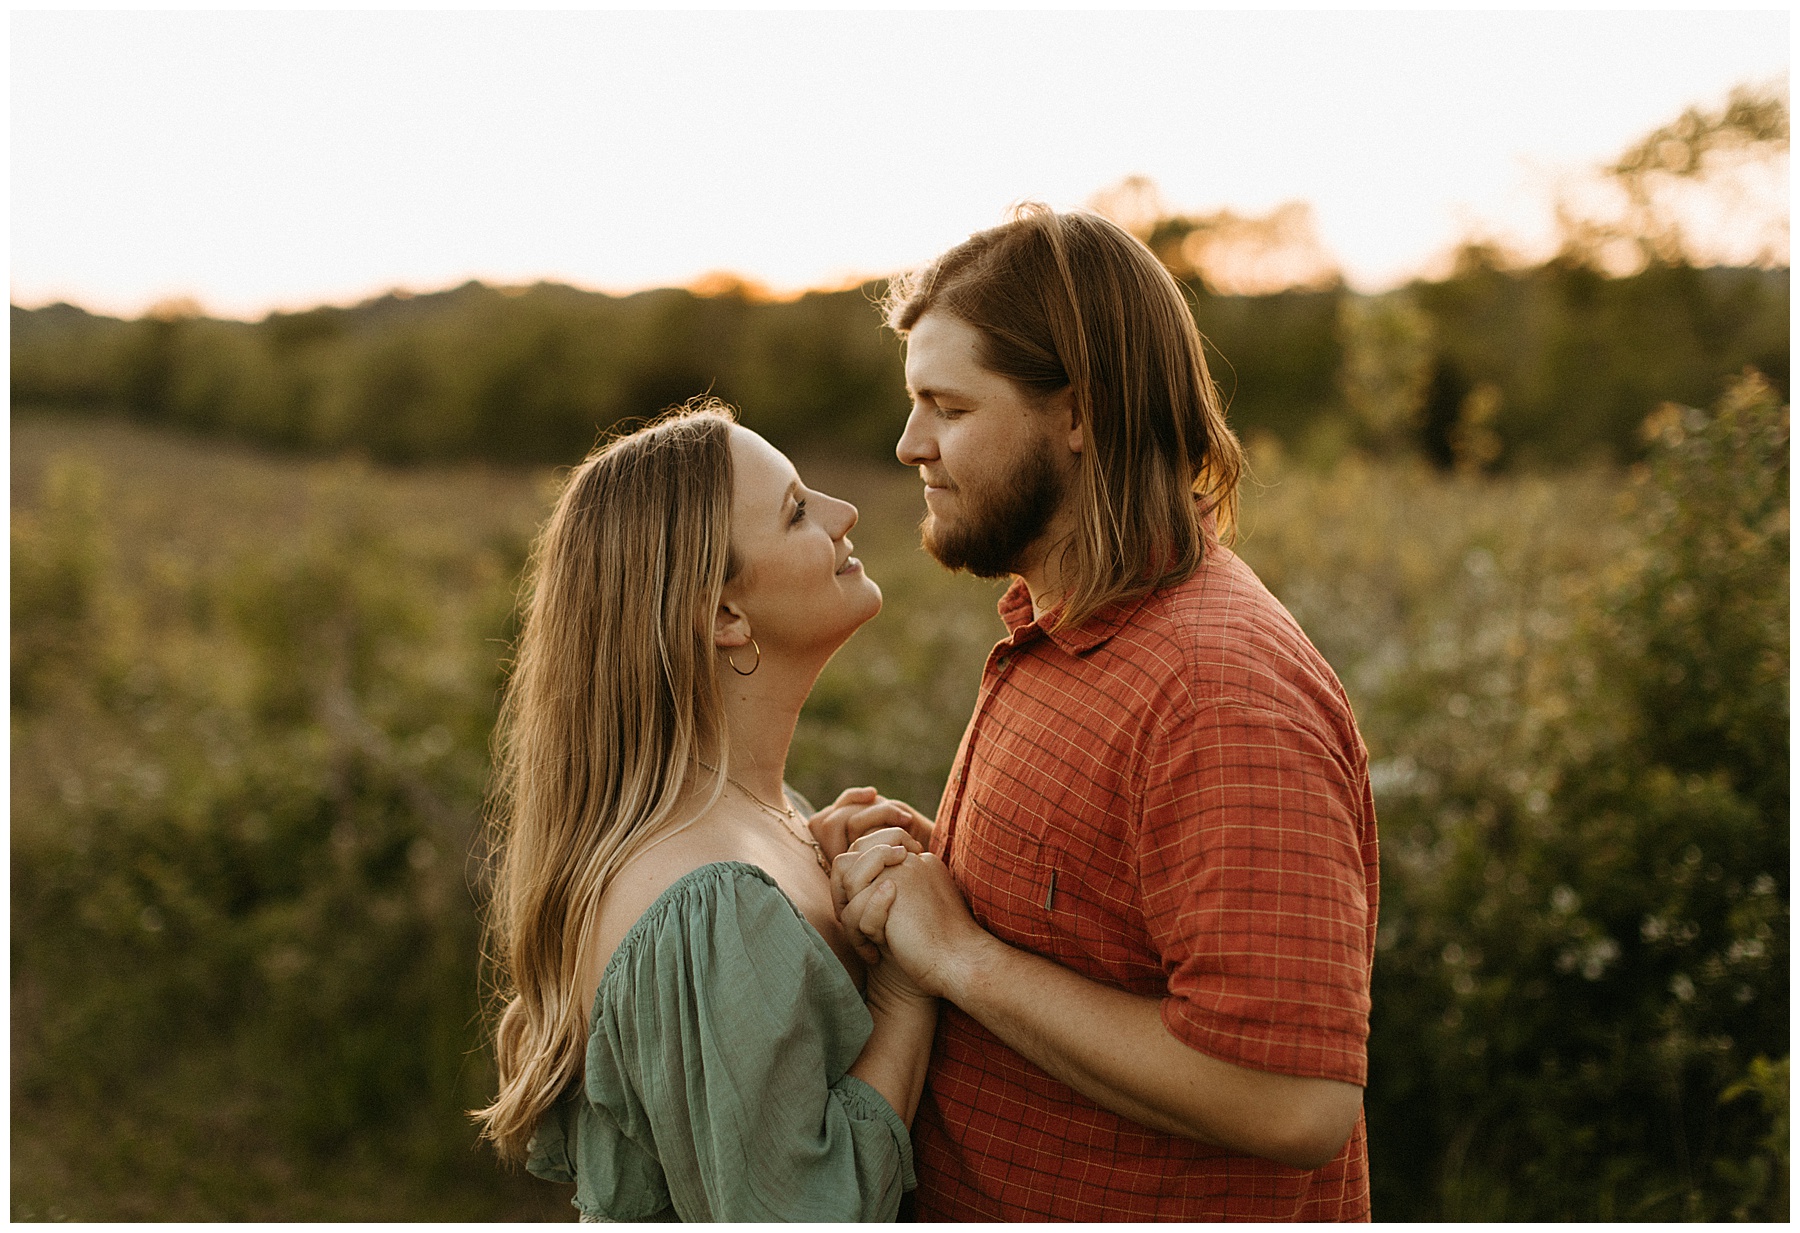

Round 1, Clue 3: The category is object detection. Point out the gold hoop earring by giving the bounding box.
[726,637,761,677]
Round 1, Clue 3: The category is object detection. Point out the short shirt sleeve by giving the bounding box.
[1138,703,1372,1086]
[577,862,915,1222]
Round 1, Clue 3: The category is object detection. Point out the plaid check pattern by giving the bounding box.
[915,543,1380,1221]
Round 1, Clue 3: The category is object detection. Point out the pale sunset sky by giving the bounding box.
[10,9,1790,320]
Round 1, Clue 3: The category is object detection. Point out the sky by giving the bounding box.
[11,9,1791,321]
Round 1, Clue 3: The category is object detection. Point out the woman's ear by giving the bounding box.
[713,601,751,649]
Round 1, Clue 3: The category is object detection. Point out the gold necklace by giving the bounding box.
[700,763,830,874]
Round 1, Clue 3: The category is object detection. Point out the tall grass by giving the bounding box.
[11,380,1786,1219]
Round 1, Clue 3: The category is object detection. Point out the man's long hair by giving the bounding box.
[884,205,1244,630]
[471,402,738,1162]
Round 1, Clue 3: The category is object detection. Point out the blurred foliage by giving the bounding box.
[1336,291,1435,453]
[1089,176,1342,299]
[1560,84,1789,274]
[10,89,1789,1222]
[12,89,1787,480]
[13,368,1786,1217]
[8,416,1001,1220]
[11,423,567,1219]
[8,261,1784,478]
[1409,256,1787,473]
[1344,372,1783,1220]
[10,280,912,469]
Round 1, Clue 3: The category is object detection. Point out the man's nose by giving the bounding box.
[896,403,935,466]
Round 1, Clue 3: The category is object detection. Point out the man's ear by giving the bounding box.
[713,601,751,649]
[1050,386,1083,455]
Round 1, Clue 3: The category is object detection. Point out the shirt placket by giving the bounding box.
[936,630,1032,864]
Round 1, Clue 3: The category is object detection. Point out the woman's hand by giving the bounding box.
[834,835,946,1002]
[830,829,924,962]
[808,788,935,862]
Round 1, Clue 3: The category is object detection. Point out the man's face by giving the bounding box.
[897,310,1080,579]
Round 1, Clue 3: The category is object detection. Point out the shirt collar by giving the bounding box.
[995,577,1152,656]
[994,508,1220,655]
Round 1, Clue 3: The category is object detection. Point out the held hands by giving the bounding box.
[830,828,983,1001]
[808,787,935,862]
[830,827,924,963]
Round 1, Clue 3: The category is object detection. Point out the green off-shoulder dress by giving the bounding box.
[526,862,917,1222]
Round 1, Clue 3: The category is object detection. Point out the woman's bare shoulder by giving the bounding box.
[602,828,734,938]
[578,814,744,1009]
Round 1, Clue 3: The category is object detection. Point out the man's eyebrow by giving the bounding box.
[907,384,971,403]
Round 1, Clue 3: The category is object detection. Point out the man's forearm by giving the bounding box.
[941,931,1363,1170]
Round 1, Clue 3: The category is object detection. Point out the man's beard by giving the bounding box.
[921,439,1067,579]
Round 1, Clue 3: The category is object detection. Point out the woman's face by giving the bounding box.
[721,426,881,659]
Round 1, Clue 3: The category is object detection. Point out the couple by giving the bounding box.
[474,207,1380,1222]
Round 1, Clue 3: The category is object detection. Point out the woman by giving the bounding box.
[473,400,936,1221]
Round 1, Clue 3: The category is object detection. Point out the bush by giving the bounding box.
[1359,372,1788,1219]
[10,440,562,1219]
[12,395,1786,1218]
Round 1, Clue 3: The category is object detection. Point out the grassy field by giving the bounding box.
[12,400,1785,1220]
[9,413,1010,1221]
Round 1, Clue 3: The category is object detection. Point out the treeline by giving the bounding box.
[11,255,1787,470]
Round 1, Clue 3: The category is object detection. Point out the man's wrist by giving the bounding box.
[865,964,937,1019]
[933,923,1008,1004]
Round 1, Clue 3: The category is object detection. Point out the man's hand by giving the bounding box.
[838,847,986,1000]
[835,833,1363,1169]
[808,788,935,863]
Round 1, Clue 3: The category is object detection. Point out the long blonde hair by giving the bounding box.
[885,204,1245,630]
[473,400,738,1161]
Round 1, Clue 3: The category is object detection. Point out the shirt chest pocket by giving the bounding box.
[954,794,1060,952]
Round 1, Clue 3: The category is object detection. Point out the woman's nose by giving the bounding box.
[835,497,859,537]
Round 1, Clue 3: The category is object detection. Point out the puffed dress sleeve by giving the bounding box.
[538,861,916,1222]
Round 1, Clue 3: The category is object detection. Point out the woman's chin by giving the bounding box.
[789,585,882,661]
[837,568,882,617]
[832,587,883,646]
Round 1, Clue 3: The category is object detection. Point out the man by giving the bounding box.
[827,206,1379,1220]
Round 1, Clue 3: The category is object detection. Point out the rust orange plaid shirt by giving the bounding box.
[915,543,1379,1221]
